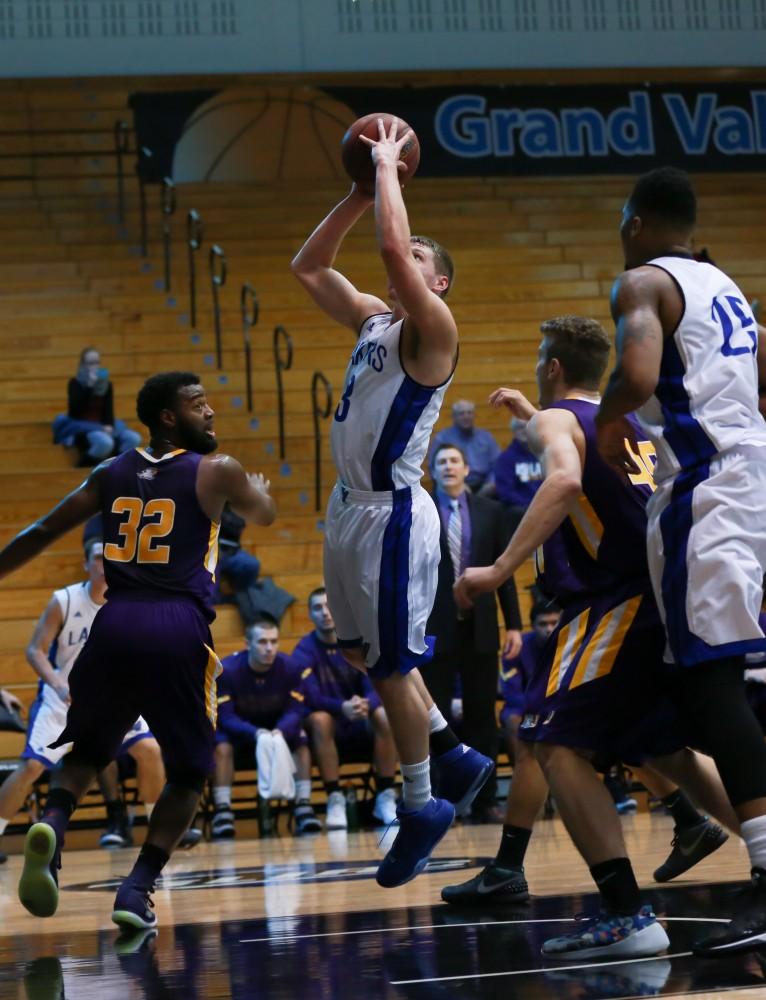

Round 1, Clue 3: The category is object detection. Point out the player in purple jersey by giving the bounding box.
[499,601,561,746]
[595,167,766,955]
[212,618,322,839]
[453,318,734,959]
[290,588,398,829]
[0,371,275,933]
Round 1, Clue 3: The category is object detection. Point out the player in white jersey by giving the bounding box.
[292,119,493,887]
[596,166,766,956]
[0,539,165,856]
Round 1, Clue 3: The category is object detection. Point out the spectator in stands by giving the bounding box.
[492,418,544,532]
[211,617,322,839]
[429,399,501,493]
[500,600,561,761]
[291,587,398,830]
[421,444,523,823]
[0,538,167,863]
[52,347,141,466]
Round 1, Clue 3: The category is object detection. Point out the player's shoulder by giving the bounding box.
[530,405,580,436]
[221,649,246,671]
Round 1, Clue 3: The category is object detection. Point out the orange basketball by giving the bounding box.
[341,113,420,195]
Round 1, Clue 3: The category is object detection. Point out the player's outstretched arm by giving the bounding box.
[200,454,276,526]
[290,186,388,333]
[0,468,103,581]
[363,120,457,361]
[454,408,582,607]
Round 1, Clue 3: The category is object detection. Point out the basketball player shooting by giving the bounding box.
[291,117,493,887]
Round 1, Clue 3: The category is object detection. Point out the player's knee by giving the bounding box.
[130,737,162,765]
[165,768,207,795]
[306,711,335,740]
[21,758,45,782]
[214,740,233,762]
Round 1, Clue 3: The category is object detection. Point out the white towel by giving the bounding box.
[256,730,296,801]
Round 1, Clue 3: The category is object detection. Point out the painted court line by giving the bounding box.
[240,914,727,945]
[389,950,694,985]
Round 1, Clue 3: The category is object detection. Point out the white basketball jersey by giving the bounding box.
[41,581,102,709]
[330,313,453,491]
[635,255,766,483]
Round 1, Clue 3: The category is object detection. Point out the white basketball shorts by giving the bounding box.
[22,692,152,767]
[647,444,766,666]
[323,482,441,677]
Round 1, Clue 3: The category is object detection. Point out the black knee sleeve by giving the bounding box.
[676,656,766,807]
[165,769,207,795]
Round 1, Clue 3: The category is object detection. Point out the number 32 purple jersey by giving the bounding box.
[100,448,220,620]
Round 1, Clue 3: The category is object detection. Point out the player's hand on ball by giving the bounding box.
[359,117,412,174]
[454,566,501,609]
[488,388,537,421]
[248,472,271,494]
[595,416,641,476]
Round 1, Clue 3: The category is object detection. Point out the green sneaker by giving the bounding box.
[18,822,60,918]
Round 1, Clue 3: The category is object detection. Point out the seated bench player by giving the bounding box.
[290,587,399,829]
[499,600,561,763]
[0,539,167,859]
[212,617,322,838]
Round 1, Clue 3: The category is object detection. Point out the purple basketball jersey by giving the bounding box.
[537,400,654,602]
[100,448,219,620]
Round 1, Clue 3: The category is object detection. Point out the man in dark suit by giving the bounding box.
[421,443,523,823]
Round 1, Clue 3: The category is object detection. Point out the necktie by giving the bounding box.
[447,498,462,580]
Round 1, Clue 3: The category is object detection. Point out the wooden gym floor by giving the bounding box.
[0,812,763,999]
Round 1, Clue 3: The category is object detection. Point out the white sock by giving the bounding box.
[741,815,766,870]
[213,786,232,808]
[144,802,155,820]
[0,818,8,836]
[401,758,431,811]
[428,703,448,734]
[295,780,312,804]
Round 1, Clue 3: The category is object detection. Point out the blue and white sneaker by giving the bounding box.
[376,797,455,888]
[112,879,158,931]
[432,744,493,814]
[542,905,669,960]
[615,797,638,815]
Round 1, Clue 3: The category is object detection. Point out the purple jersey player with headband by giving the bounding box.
[0,371,275,935]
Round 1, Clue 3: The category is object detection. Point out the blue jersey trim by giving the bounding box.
[21,695,56,767]
[118,729,153,754]
[370,488,436,678]
[370,377,435,491]
[655,336,717,470]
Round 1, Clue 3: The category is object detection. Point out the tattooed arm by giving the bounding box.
[598,268,666,422]
[595,267,670,473]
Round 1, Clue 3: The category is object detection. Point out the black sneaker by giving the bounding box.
[694,867,766,956]
[293,803,322,836]
[211,805,235,840]
[441,863,529,905]
[653,819,729,882]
